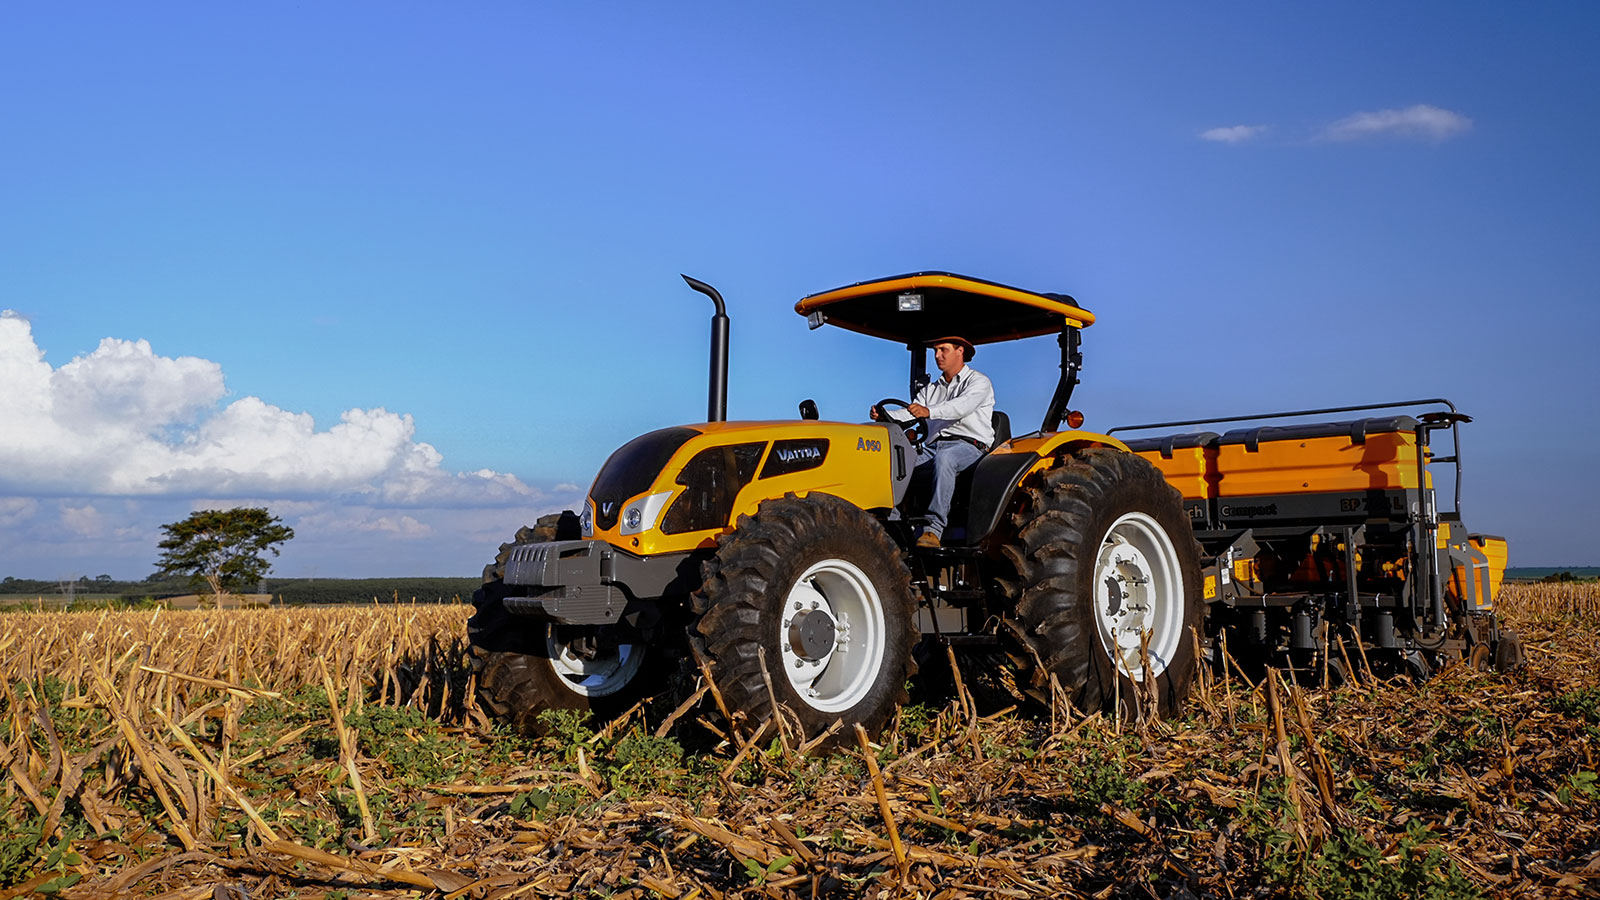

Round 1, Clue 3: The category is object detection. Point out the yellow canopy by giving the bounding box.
[796,271,1094,345]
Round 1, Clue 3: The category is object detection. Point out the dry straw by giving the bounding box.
[0,585,1596,897]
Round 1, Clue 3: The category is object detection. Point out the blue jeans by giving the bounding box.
[915,439,984,538]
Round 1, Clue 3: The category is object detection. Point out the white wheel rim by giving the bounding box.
[778,558,887,713]
[1092,512,1185,681]
[546,631,644,698]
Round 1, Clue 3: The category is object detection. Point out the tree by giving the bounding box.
[155,508,294,600]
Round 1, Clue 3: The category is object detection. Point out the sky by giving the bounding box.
[2,2,1597,579]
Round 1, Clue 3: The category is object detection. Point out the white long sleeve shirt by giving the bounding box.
[914,365,995,448]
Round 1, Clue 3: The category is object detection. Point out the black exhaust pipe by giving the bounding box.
[681,275,729,422]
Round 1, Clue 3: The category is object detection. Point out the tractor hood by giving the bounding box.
[582,420,914,556]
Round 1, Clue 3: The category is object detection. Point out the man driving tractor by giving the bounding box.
[872,335,995,547]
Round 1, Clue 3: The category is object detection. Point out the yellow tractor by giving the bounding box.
[469,272,1202,742]
[468,271,1515,742]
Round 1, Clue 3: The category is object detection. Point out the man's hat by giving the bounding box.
[926,335,975,360]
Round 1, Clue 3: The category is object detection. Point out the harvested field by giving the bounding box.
[2,586,1597,898]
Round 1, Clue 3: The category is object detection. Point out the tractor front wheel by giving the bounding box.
[468,515,654,733]
[472,622,650,732]
[694,493,917,747]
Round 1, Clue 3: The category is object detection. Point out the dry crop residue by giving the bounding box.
[1,586,1597,898]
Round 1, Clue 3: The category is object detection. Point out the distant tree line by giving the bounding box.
[5,510,481,607]
[255,577,479,605]
[0,575,479,606]
[0,574,191,596]
[1539,571,1597,584]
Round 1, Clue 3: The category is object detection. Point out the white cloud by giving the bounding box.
[1321,104,1472,142]
[60,504,105,538]
[294,507,433,539]
[1200,125,1267,144]
[0,498,39,528]
[52,336,223,429]
[0,310,536,507]
[0,313,595,577]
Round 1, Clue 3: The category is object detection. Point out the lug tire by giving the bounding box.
[1003,447,1203,719]
[693,493,917,747]
[468,514,652,733]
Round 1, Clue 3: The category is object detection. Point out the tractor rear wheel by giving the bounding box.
[1004,448,1203,719]
[694,493,917,747]
[468,514,653,733]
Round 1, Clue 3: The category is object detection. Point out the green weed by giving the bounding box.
[1557,771,1598,805]
[1237,778,1301,885]
[0,803,86,891]
[741,854,795,886]
[605,730,689,798]
[1550,686,1600,724]
[1059,734,1145,816]
[535,708,597,761]
[348,704,463,786]
[1299,823,1482,900]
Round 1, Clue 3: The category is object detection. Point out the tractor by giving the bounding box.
[467,271,1515,743]
[468,271,1202,742]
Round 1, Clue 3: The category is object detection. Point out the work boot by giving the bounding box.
[916,532,942,549]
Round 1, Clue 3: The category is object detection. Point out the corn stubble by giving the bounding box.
[0,586,1596,898]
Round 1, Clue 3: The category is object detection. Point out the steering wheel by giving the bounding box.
[873,398,927,447]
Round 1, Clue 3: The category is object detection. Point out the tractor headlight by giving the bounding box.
[619,490,674,536]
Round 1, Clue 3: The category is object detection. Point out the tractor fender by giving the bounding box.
[959,430,1130,545]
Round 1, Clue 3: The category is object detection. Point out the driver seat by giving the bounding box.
[990,410,1011,448]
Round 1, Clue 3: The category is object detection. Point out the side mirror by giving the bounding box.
[798,399,819,420]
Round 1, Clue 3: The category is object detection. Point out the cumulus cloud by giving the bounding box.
[0,311,535,506]
[0,313,600,577]
[1200,124,1267,144]
[1321,104,1472,142]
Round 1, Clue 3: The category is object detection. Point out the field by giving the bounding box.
[1,586,1597,899]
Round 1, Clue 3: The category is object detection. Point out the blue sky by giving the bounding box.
[2,2,1596,578]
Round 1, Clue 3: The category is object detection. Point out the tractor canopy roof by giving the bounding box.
[795,271,1094,346]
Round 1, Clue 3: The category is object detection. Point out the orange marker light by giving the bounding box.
[1066,410,1085,428]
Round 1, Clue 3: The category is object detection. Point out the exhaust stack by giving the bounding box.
[681,274,729,422]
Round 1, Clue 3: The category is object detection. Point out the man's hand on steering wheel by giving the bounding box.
[871,398,927,446]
